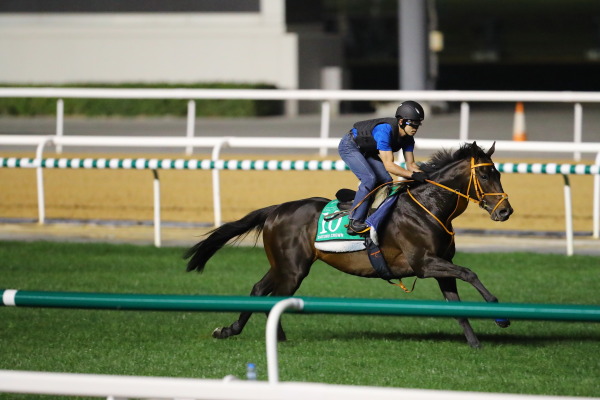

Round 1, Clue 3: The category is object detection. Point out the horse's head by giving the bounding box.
[420,142,513,222]
[468,142,513,222]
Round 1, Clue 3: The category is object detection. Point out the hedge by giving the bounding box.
[0,83,283,117]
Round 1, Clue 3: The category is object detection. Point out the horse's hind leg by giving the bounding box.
[436,277,481,348]
[212,270,275,339]
[268,265,312,342]
[212,260,312,341]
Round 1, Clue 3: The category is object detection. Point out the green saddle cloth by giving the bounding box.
[315,182,406,243]
[315,200,358,242]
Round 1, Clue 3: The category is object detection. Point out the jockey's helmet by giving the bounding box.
[395,101,425,121]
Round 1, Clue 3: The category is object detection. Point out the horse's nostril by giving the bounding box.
[498,208,512,218]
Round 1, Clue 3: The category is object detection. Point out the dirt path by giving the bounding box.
[0,151,596,233]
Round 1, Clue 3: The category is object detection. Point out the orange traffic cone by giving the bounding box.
[512,102,527,141]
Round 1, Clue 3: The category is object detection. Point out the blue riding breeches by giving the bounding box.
[338,133,392,222]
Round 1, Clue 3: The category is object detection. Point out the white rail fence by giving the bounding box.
[9,369,565,400]
[5,369,592,400]
[1,87,600,158]
[1,87,600,253]
[1,135,599,255]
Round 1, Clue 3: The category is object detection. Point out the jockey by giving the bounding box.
[338,100,429,235]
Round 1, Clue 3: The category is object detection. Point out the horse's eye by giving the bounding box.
[481,174,489,180]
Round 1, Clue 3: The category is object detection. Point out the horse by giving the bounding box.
[184,141,514,348]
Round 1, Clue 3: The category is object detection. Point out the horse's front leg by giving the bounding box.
[436,277,480,348]
[420,254,498,302]
[419,254,511,329]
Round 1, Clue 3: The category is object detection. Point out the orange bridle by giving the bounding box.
[407,157,509,236]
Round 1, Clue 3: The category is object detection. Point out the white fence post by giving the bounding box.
[562,175,574,256]
[319,100,331,157]
[211,139,229,227]
[56,99,64,154]
[266,298,304,384]
[459,102,469,142]
[186,100,196,156]
[594,152,600,239]
[573,103,582,162]
[34,138,53,225]
[152,170,161,248]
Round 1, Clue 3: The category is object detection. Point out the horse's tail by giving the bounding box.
[184,204,278,272]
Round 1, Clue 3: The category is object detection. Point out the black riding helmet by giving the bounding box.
[395,100,425,121]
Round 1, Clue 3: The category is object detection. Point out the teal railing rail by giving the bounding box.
[3,289,599,322]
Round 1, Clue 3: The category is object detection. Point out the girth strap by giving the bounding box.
[365,238,416,293]
[365,238,395,280]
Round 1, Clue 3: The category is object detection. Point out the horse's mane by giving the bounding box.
[420,142,487,174]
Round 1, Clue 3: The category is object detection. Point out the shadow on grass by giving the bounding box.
[287,329,600,346]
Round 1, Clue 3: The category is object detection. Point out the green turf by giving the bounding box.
[0,241,599,398]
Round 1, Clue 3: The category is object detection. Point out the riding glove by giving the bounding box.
[411,171,429,182]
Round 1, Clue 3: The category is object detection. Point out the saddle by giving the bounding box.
[316,181,406,250]
[327,181,407,221]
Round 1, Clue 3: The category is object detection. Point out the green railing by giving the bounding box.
[3,289,600,322]
[4,289,599,383]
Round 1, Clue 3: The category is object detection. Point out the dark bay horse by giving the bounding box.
[185,142,514,348]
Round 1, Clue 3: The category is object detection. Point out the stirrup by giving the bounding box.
[347,220,370,235]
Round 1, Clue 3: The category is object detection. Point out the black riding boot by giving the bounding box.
[347,219,370,235]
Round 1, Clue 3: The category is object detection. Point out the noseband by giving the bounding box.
[466,157,509,214]
[407,157,509,236]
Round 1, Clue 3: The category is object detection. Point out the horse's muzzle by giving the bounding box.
[490,203,513,222]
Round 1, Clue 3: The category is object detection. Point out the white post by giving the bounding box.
[266,298,304,384]
[319,101,331,157]
[212,169,222,228]
[152,170,161,248]
[186,100,196,156]
[573,103,582,162]
[593,152,600,239]
[35,138,53,224]
[562,175,574,256]
[321,66,342,116]
[459,102,469,142]
[211,139,229,227]
[56,99,64,154]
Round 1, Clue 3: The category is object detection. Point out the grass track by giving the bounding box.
[0,241,599,398]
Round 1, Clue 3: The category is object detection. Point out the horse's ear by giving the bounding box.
[470,141,478,157]
[486,141,496,157]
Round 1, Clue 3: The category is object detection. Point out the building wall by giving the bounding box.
[0,1,303,89]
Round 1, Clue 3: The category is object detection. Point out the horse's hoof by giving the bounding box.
[468,340,481,349]
[495,318,511,328]
[212,327,228,339]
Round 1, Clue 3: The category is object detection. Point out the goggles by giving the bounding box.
[404,119,422,127]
